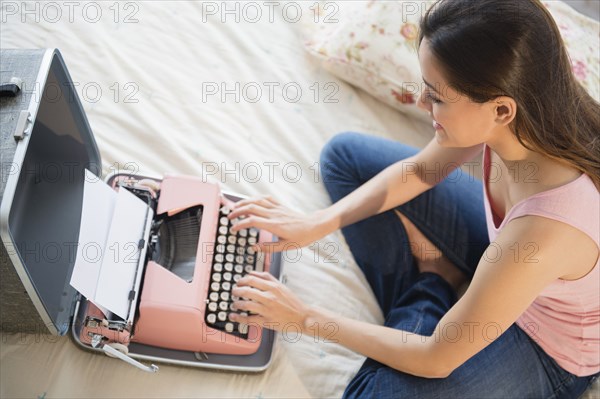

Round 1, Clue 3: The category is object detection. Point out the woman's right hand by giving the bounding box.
[227,195,330,254]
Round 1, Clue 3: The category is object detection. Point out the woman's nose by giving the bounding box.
[416,92,432,114]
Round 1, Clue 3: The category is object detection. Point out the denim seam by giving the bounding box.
[547,373,576,399]
[412,304,425,334]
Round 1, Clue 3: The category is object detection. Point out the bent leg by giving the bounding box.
[320,132,422,316]
[320,132,488,315]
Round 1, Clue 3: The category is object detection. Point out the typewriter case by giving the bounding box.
[0,48,281,372]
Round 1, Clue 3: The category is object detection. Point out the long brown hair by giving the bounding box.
[418,0,600,190]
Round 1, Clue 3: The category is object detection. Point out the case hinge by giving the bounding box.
[13,110,32,141]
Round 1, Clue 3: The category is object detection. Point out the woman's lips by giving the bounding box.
[433,121,444,130]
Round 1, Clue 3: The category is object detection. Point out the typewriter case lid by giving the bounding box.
[0,49,101,335]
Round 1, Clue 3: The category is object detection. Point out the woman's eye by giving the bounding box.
[426,92,442,104]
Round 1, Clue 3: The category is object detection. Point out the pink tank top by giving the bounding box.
[481,143,600,377]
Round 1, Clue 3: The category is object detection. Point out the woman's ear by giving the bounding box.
[493,96,517,126]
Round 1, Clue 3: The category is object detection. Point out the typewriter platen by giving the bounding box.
[77,173,275,369]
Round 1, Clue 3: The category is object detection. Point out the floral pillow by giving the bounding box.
[544,1,600,101]
[303,1,599,121]
[303,1,435,122]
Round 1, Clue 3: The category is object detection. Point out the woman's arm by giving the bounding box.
[317,139,483,234]
[231,215,581,377]
[229,139,483,252]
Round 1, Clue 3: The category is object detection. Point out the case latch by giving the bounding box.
[0,77,22,97]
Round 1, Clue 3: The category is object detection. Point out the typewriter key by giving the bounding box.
[233,274,242,282]
[216,244,225,253]
[238,323,248,334]
[209,292,219,302]
[217,235,227,244]
[213,262,223,272]
[220,291,230,301]
[236,247,245,256]
[249,229,258,237]
[208,302,218,312]
[226,244,236,253]
[247,247,256,255]
[239,229,248,238]
[235,255,244,264]
[225,323,234,333]
[218,312,227,321]
[222,282,231,291]
[211,282,220,291]
[220,217,229,226]
[219,226,228,235]
[228,235,237,245]
[237,237,247,246]
[223,272,232,282]
[246,255,255,264]
[225,253,234,263]
[247,237,257,246]
[245,265,253,273]
[224,262,233,272]
[234,264,243,274]
[212,273,222,282]
[220,207,230,216]
[219,302,228,311]
[207,313,216,324]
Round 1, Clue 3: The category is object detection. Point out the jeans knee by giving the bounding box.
[319,132,364,182]
[319,132,363,166]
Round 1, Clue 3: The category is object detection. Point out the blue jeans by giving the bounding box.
[320,132,599,399]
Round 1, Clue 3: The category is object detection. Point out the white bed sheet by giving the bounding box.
[0,1,435,398]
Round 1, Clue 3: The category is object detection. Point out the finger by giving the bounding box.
[248,270,278,283]
[232,286,274,306]
[229,312,264,327]
[231,299,266,314]
[262,195,280,206]
[220,194,237,210]
[231,196,278,211]
[231,197,279,216]
[234,275,276,292]
[228,203,272,220]
[230,216,271,232]
[254,240,293,254]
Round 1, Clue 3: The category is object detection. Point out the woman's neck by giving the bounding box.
[486,127,534,163]
[486,128,582,188]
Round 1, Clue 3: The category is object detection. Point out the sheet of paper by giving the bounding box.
[70,171,149,320]
[69,170,116,302]
[94,186,149,320]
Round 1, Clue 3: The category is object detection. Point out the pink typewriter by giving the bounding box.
[71,172,278,372]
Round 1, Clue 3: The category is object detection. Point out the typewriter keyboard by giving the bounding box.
[204,206,263,339]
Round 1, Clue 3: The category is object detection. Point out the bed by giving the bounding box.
[1,1,598,398]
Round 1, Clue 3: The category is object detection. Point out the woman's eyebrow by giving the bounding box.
[422,78,440,94]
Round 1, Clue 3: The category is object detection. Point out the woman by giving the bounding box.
[227,0,600,397]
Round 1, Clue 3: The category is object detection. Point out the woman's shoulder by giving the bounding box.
[506,214,599,281]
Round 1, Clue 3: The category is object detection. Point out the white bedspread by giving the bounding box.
[1,1,435,398]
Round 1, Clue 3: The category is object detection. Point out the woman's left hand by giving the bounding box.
[230,271,309,333]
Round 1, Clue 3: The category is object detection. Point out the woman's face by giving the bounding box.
[416,39,498,147]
